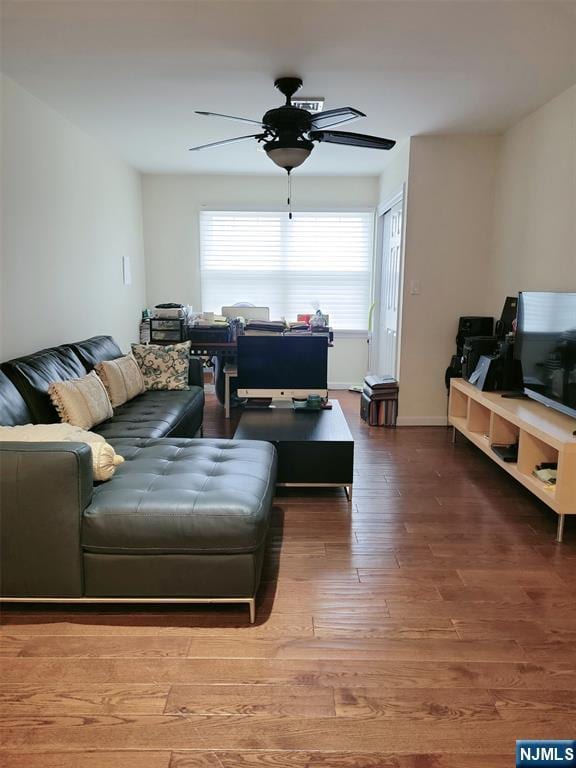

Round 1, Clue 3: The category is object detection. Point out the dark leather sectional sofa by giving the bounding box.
[0,336,277,621]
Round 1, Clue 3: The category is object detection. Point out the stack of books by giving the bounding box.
[360,374,399,427]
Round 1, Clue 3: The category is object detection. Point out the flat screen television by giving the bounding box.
[515,291,576,420]
[237,336,328,399]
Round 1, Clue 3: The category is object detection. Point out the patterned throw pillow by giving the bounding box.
[131,342,191,391]
[48,371,113,429]
[95,354,146,407]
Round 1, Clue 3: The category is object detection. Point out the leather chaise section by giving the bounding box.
[0,338,281,607]
[83,550,265,598]
[82,438,277,555]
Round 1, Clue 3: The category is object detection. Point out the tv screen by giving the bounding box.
[237,336,328,396]
[516,292,576,419]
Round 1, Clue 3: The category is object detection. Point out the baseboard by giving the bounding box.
[396,416,449,427]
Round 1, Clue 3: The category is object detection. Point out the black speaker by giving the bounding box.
[495,336,523,390]
[445,354,462,389]
[456,316,494,354]
[495,296,518,337]
[470,355,500,391]
[462,336,499,380]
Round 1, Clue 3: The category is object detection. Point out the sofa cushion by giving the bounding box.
[0,371,33,426]
[71,336,123,371]
[82,438,277,555]
[49,371,114,429]
[1,346,88,423]
[95,354,146,407]
[131,342,191,391]
[91,388,204,439]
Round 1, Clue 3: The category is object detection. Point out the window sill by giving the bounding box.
[332,330,369,340]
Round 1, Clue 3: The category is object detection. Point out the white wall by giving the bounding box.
[488,84,576,314]
[1,76,146,358]
[142,173,379,386]
[378,141,410,207]
[377,86,576,425]
[397,136,500,424]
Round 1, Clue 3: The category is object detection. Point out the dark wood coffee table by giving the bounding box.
[233,399,354,500]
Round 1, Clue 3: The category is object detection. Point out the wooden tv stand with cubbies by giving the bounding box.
[449,379,576,542]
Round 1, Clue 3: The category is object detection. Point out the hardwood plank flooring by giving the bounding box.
[0,684,170,714]
[332,688,500,720]
[1,390,575,767]
[165,684,335,717]
[0,754,171,768]
[172,754,512,768]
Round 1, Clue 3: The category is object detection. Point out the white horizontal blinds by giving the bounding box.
[200,211,374,330]
[522,293,576,332]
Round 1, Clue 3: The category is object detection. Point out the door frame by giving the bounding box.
[371,184,407,379]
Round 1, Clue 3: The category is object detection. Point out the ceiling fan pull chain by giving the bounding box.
[287,170,292,220]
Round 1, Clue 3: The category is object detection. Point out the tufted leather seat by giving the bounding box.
[83,438,277,555]
[93,389,204,439]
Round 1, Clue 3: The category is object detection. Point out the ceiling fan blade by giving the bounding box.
[309,129,396,150]
[189,133,265,151]
[195,111,265,128]
[309,107,366,130]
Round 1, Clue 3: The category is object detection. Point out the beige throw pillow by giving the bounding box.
[0,423,124,481]
[48,371,113,429]
[131,342,191,391]
[89,441,125,481]
[95,354,145,407]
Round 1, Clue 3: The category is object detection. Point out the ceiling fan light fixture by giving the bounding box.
[264,140,314,170]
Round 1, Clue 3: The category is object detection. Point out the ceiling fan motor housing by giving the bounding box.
[262,106,312,134]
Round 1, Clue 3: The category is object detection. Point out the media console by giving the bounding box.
[449,379,576,542]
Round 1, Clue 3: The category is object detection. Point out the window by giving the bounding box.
[199,210,374,331]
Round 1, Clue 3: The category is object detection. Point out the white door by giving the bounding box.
[372,198,403,377]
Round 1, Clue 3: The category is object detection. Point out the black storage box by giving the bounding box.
[187,326,232,344]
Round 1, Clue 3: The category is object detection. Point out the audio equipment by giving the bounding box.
[495,296,518,337]
[456,316,494,355]
[461,336,499,380]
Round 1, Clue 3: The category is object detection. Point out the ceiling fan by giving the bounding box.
[189,76,396,173]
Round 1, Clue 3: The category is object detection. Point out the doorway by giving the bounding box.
[370,190,405,378]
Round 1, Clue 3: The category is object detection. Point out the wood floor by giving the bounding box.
[1,391,575,767]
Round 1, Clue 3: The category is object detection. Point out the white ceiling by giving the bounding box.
[2,0,575,175]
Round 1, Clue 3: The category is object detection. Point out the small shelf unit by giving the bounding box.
[449,379,576,542]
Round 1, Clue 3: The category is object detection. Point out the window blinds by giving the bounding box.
[199,210,374,331]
